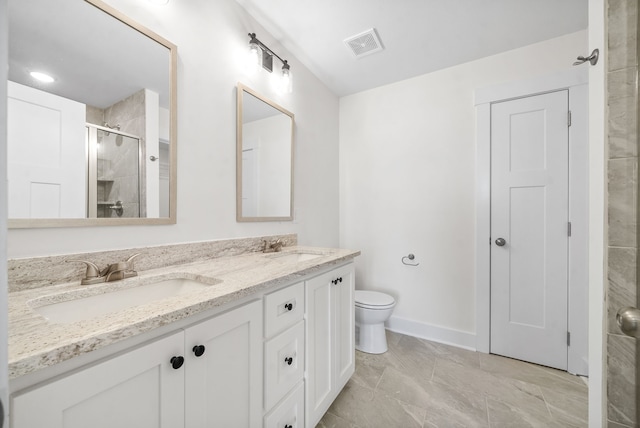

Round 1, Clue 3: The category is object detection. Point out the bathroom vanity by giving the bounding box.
[7,238,358,428]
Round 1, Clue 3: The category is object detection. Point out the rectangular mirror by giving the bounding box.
[237,84,294,222]
[7,0,177,228]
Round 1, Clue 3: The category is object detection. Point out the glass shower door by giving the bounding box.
[87,125,141,218]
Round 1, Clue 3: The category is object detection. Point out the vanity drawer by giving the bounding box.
[264,381,304,428]
[264,281,304,338]
[264,320,305,410]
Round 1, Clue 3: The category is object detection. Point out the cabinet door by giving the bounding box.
[304,269,335,427]
[12,332,185,428]
[185,299,263,428]
[333,264,355,390]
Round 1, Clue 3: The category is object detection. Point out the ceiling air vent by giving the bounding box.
[344,28,384,58]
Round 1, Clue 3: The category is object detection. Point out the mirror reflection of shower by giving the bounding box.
[86,124,141,218]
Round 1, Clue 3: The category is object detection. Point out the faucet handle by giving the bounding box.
[66,260,102,282]
[126,253,141,267]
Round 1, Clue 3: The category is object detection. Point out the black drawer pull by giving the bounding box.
[170,356,184,369]
[284,356,293,365]
[192,345,206,357]
[284,302,293,311]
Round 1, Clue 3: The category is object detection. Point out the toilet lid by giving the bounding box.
[355,290,395,307]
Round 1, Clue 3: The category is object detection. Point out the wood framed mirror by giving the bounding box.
[7,0,177,228]
[236,84,294,222]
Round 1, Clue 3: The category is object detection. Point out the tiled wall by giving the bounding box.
[607,0,639,426]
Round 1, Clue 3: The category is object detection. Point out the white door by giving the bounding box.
[7,81,86,218]
[184,300,262,428]
[490,90,569,370]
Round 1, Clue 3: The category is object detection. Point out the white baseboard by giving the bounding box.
[386,315,477,351]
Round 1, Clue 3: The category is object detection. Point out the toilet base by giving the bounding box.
[355,321,388,354]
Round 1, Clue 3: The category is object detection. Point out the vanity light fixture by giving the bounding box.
[29,71,54,83]
[247,33,292,93]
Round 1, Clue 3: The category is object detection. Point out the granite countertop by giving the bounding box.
[8,246,360,379]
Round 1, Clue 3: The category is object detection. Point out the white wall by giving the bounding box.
[7,0,340,258]
[339,30,588,344]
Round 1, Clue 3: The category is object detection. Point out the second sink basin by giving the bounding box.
[266,250,325,263]
[30,277,220,324]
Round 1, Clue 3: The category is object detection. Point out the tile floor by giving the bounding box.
[317,331,588,428]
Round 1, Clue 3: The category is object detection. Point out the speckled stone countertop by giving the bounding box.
[8,246,359,379]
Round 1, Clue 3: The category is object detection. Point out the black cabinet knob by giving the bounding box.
[285,302,293,311]
[284,356,293,365]
[170,356,184,369]
[338,277,343,283]
[192,345,206,357]
[285,425,292,428]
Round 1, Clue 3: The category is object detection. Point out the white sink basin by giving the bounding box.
[30,277,218,324]
[266,251,324,263]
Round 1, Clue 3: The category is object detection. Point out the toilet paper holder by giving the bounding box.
[401,253,419,266]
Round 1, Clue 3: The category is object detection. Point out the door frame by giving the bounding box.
[474,67,589,375]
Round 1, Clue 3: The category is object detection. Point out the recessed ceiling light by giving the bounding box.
[30,71,55,83]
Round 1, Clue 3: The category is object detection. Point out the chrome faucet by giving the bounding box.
[68,254,140,285]
[262,239,284,253]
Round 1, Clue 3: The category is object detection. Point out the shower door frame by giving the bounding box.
[86,124,143,218]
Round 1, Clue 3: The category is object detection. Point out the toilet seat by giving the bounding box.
[355,290,395,309]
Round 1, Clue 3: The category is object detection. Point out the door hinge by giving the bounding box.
[567,331,571,346]
[568,221,572,237]
[568,110,572,127]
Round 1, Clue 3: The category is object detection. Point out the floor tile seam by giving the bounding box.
[545,403,589,427]
[372,385,430,422]
[430,355,437,381]
[484,387,552,421]
[485,395,493,428]
[373,366,387,392]
[538,383,589,402]
[540,385,554,420]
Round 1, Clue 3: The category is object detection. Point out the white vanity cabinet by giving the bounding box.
[11,261,356,428]
[12,331,186,428]
[185,299,263,428]
[305,263,355,427]
[11,299,263,428]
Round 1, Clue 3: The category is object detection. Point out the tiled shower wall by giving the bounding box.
[607,0,639,426]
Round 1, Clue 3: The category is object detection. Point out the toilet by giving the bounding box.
[354,290,396,354]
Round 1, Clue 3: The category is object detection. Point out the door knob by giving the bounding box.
[495,238,506,246]
[616,307,640,338]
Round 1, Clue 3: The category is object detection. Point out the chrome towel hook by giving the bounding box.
[402,253,419,266]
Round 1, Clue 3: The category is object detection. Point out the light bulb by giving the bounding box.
[30,71,54,83]
[280,61,292,93]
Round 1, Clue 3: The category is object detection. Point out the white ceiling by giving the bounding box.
[235,0,589,96]
[9,0,170,109]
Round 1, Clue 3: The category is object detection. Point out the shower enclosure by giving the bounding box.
[86,124,142,218]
